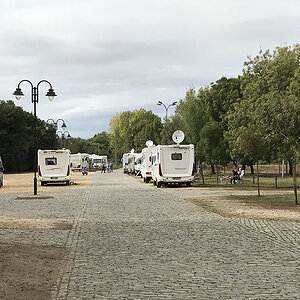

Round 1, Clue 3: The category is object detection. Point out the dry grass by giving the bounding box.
[0,170,94,194]
[187,194,300,222]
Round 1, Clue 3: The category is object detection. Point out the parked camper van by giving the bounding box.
[151,131,195,187]
[141,140,155,183]
[89,155,107,169]
[134,153,143,176]
[38,149,71,186]
[122,153,130,173]
[0,156,3,188]
[70,153,89,171]
[127,153,137,174]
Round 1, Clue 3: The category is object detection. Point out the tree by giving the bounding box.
[0,100,56,172]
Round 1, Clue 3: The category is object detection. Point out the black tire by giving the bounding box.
[186,182,192,187]
[41,182,45,186]
[157,182,162,188]
[153,180,157,186]
[66,180,70,186]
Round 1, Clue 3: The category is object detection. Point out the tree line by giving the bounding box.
[1,45,299,190]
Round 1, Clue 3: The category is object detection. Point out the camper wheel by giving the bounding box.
[153,180,156,186]
[66,180,70,186]
[41,182,45,186]
[186,182,192,187]
[157,182,162,188]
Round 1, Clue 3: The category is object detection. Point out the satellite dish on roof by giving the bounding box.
[172,130,185,144]
[146,140,154,147]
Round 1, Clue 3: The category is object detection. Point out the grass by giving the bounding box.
[227,193,297,207]
[193,174,299,189]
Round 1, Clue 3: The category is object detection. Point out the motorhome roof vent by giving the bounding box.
[146,140,154,147]
[172,130,185,145]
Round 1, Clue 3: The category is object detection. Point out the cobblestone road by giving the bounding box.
[53,170,299,299]
[1,169,299,299]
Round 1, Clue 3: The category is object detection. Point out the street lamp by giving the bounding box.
[13,79,57,195]
[46,118,67,131]
[157,101,177,121]
[56,131,71,148]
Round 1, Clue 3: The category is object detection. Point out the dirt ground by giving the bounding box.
[0,171,94,299]
[0,243,68,300]
[0,170,94,194]
[187,195,300,222]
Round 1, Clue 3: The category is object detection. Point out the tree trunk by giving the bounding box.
[288,160,293,176]
[292,157,298,205]
[250,163,255,176]
[216,165,219,186]
[211,164,215,174]
[257,161,260,197]
[199,162,205,185]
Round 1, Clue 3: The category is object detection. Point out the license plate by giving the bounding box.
[173,177,181,180]
[50,177,58,179]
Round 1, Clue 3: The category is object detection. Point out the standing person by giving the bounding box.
[101,162,106,173]
[230,169,239,184]
[109,162,113,172]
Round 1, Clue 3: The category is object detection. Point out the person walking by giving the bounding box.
[101,162,106,173]
[109,162,113,172]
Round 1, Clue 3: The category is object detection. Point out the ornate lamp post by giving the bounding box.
[13,80,57,195]
[46,118,67,131]
[56,131,71,148]
[157,101,177,121]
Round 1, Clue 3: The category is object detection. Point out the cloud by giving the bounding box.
[0,0,300,138]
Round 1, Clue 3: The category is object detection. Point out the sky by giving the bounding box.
[0,0,299,138]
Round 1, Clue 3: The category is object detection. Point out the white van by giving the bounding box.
[151,131,195,187]
[127,153,137,174]
[89,154,107,169]
[70,153,89,171]
[122,153,130,173]
[38,149,71,186]
[0,156,3,188]
[134,153,143,176]
[141,141,155,183]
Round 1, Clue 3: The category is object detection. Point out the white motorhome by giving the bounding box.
[151,131,195,187]
[89,155,107,168]
[127,152,137,174]
[134,153,143,176]
[38,149,71,186]
[141,140,155,183]
[0,156,3,188]
[122,153,130,173]
[70,153,89,171]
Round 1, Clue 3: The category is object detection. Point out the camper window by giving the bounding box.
[171,153,182,160]
[45,157,57,165]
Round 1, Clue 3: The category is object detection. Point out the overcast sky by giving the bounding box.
[0,0,299,138]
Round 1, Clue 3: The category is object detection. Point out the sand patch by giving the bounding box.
[0,216,72,230]
[0,170,94,194]
[187,196,300,222]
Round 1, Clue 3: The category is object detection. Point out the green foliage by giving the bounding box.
[228,44,300,163]
[109,109,163,160]
[0,100,56,172]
